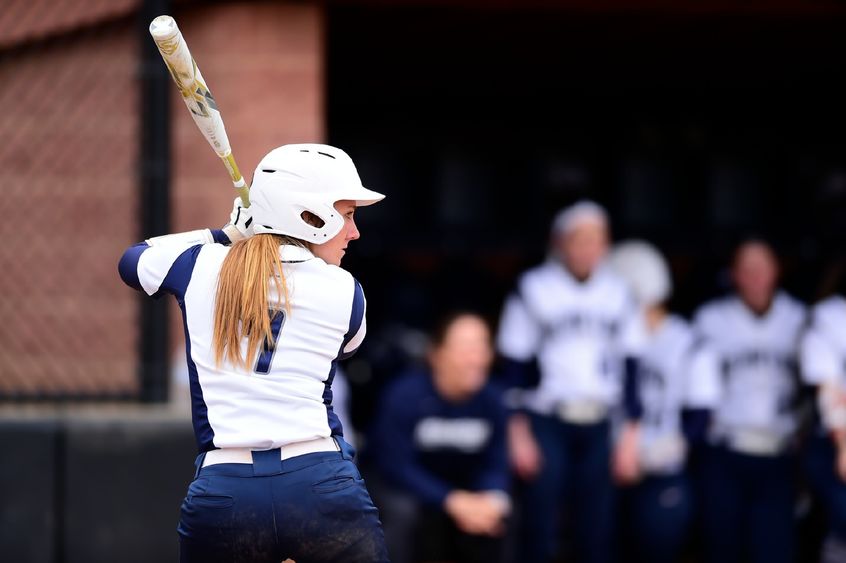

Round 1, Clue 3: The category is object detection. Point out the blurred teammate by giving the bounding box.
[608,241,720,563]
[497,201,634,563]
[368,312,510,563]
[694,239,806,563]
[118,144,389,563]
[801,290,846,563]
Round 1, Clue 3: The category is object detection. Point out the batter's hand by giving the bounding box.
[222,197,254,242]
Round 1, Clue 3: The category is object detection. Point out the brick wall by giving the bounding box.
[0,21,141,397]
[0,1,324,398]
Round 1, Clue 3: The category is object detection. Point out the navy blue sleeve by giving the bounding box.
[496,357,541,390]
[371,379,454,506]
[119,229,225,294]
[473,385,511,493]
[118,241,202,301]
[338,280,366,361]
[682,408,711,445]
[210,229,231,245]
[118,242,149,291]
[159,245,203,301]
[622,356,644,421]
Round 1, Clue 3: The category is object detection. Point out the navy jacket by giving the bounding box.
[369,369,510,507]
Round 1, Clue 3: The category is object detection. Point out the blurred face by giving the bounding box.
[430,316,494,401]
[732,242,779,313]
[555,220,609,280]
[311,200,360,266]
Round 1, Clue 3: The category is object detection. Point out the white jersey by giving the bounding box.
[801,295,846,388]
[625,314,720,473]
[497,260,635,413]
[122,237,366,452]
[693,292,806,445]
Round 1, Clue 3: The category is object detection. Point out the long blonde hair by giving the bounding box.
[212,233,300,369]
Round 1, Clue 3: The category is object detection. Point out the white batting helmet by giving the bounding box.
[607,240,672,306]
[249,144,385,244]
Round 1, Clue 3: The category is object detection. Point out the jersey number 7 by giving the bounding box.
[255,310,286,375]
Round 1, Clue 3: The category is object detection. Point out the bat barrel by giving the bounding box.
[149,15,250,208]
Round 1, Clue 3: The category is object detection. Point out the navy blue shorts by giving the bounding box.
[178,439,390,563]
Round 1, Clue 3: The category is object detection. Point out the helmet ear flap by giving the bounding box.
[293,200,345,243]
[300,210,326,229]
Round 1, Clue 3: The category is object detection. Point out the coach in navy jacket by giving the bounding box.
[369,312,510,563]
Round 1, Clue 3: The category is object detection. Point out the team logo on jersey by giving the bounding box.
[414,418,492,453]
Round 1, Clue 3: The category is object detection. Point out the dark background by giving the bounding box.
[325,2,846,427]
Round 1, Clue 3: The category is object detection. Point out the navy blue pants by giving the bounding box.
[178,439,390,563]
[701,446,795,563]
[804,435,846,541]
[620,473,692,563]
[520,414,614,563]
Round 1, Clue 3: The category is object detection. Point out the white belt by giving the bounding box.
[640,434,687,474]
[726,429,785,457]
[202,436,339,468]
[555,401,608,425]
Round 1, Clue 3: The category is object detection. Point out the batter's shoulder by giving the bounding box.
[302,258,362,298]
[314,259,357,284]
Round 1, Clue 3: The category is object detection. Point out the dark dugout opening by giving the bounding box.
[326,1,846,424]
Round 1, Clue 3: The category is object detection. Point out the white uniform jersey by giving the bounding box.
[693,292,806,445]
[625,313,720,473]
[497,261,635,413]
[801,295,846,388]
[122,238,366,452]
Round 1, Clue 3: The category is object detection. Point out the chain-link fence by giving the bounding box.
[0,5,142,399]
[0,0,325,401]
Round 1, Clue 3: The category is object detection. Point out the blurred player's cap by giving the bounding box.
[250,144,385,243]
[551,200,608,235]
[607,240,672,306]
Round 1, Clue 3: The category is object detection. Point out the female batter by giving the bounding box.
[119,144,390,563]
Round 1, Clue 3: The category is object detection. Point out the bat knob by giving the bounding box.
[149,15,178,40]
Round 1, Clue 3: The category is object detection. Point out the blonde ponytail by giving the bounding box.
[213,234,294,369]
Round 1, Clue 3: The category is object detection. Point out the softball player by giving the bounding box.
[369,312,510,563]
[800,293,846,562]
[693,240,806,563]
[608,241,720,563]
[118,144,390,563]
[497,201,634,563]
